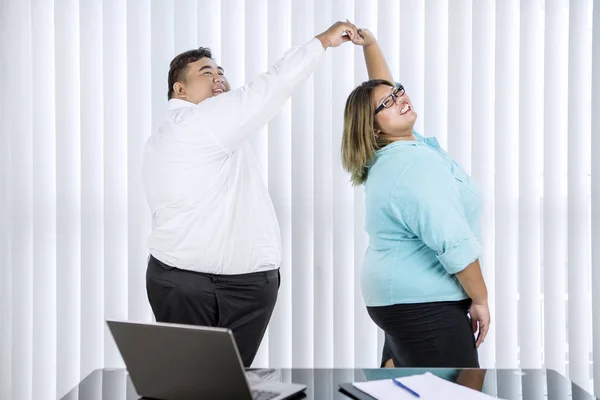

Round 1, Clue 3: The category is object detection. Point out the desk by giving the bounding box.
[61,368,597,399]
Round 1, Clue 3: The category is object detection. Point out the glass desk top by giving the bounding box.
[60,367,598,400]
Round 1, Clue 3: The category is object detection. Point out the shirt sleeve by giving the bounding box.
[186,38,325,151]
[390,157,482,274]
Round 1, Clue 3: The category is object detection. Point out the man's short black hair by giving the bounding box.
[167,47,213,100]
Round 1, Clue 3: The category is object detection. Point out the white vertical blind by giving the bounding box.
[591,0,600,395]
[55,0,82,396]
[103,0,129,369]
[245,0,268,181]
[197,0,221,63]
[14,0,35,396]
[494,0,520,369]
[377,0,399,87]
[150,0,173,133]
[353,0,378,368]
[32,0,57,398]
[313,0,334,369]
[245,0,270,367]
[1,1,598,398]
[174,0,197,55]
[221,0,244,88]
[10,1,34,400]
[331,0,355,369]
[423,0,448,145]
[447,0,471,170]
[267,0,292,368]
[79,0,105,380]
[291,0,315,369]
[567,0,592,392]
[399,0,425,136]
[543,0,569,376]
[126,0,152,326]
[470,0,495,369]
[518,0,543,370]
[0,0,12,395]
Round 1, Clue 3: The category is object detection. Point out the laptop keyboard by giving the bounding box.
[251,389,279,400]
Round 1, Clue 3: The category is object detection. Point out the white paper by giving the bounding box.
[352,372,502,400]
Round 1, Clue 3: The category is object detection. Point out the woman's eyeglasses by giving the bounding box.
[375,84,405,115]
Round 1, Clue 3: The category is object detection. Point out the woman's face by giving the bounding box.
[372,84,417,139]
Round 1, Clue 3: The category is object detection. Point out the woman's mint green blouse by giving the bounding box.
[362,133,483,306]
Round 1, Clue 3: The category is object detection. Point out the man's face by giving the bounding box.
[174,57,229,104]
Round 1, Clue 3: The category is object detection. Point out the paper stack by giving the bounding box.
[352,372,502,400]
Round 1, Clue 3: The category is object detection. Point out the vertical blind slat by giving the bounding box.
[267,0,292,367]
[353,0,379,368]
[470,0,496,367]
[11,0,34,398]
[55,0,82,396]
[331,0,355,368]
[518,0,544,370]
[290,0,315,369]
[0,0,13,395]
[590,0,600,395]
[543,0,569,375]
[32,0,57,397]
[126,0,153,325]
[245,0,270,367]
[312,0,334,369]
[494,0,520,369]
[567,0,593,391]
[79,0,105,378]
[103,0,129,368]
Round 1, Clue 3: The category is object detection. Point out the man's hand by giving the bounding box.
[315,21,359,49]
[469,302,490,348]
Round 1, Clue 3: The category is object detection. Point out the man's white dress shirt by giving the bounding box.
[142,38,325,274]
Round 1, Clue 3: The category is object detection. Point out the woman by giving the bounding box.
[346,27,490,368]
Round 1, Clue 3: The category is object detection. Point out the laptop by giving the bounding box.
[106,320,306,400]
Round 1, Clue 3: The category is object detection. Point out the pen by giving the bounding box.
[392,378,420,398]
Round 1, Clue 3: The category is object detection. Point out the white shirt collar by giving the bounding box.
[168,98,196,110]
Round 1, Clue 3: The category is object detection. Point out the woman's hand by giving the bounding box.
[469,302,490,348]
[344,20,376,47]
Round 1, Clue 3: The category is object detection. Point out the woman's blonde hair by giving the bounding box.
[341,79,394,186]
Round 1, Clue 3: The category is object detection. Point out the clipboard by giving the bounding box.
[338,383,378,400]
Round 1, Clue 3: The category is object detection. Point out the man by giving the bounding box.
[142,21,359,367]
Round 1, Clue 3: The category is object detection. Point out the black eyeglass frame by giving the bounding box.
[374,83,405,115]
